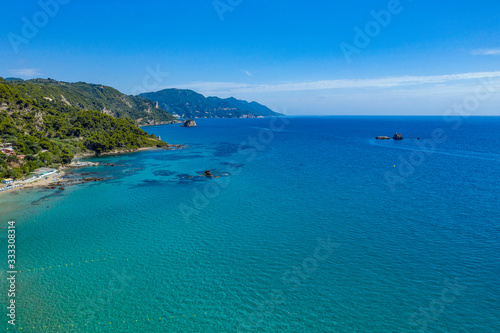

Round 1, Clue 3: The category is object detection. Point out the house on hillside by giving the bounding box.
[2,178,14,184]
[0,148,15,156]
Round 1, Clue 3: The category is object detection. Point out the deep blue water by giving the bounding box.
[0,116,499,332]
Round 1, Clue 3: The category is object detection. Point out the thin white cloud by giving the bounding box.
[472,49,500,56]
[163,81,251,92]
[165,71,500,95]
[8,68,42,77]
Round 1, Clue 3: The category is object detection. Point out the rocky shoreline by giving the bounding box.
[72,144,186,160]
[43,177,108,190]
[0,144,187,195]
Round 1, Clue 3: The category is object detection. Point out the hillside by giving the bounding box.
[3,78,178,126]
[4,77,23,82]
[0,78,168,181]
[139,88,283,118]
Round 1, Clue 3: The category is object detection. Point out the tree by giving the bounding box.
[25,154,37,161]
[38,152,54,165]
[6,155,18,163]
[6,167,21,179]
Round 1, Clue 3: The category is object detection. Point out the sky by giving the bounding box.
[1,0,500,115]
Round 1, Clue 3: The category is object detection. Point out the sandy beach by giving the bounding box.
[23,171,66,189]
[0,146,165,196]
[0,171,66,195]
[0,145,185,196]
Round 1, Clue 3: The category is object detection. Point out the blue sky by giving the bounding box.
[1,0,500,115]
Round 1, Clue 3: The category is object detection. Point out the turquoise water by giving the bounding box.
[1,116,499,332]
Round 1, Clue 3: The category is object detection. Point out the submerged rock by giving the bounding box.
[43,177,107,189]
[375,136,391,140]
[182,119,197,127]
[393,133,403,140]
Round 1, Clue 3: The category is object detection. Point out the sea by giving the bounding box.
[0,116,499,332]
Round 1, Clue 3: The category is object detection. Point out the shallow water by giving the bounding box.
[0,116,499,332]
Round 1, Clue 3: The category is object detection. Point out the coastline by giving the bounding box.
[0,147,156,195]
[139,120,181,128]
[72,146,160,160]
[0,170,65,195]
[0,144,185,196]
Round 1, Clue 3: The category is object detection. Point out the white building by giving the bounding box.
[2,178,14,184]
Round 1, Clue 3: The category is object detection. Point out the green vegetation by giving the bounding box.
[140,88,283,118]
[2,78,178,126]
[0,78,169,181]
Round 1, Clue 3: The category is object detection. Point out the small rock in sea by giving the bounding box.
[181,119,197,127]
[375,136,391,140]
[59,187,65,190]
[204,170,213,177]
[393,133,403,140]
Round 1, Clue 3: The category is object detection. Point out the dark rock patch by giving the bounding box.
[153,170,177,177]
[181,119,197,127]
